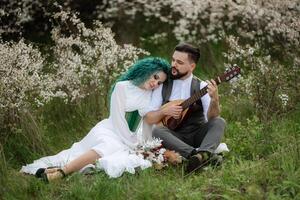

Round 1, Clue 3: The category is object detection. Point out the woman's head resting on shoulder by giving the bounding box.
[117,57,171,90]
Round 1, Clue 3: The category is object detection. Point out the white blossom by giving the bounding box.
[48,11,149,103]
[278,94,289,107]
[223,35,298,119]
[97,0,300,48]
[0,39,49,110]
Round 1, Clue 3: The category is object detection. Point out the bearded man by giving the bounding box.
[144,43,226,172]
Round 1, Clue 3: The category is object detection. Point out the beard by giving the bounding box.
[170,67,188,80]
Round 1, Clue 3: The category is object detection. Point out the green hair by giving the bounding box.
[117,57,170,85]
[109,57,170,97]
[107,57,170,108]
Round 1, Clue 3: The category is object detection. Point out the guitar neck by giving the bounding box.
[180,77,221,109]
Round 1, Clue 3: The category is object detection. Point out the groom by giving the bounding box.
[144,43,226,172]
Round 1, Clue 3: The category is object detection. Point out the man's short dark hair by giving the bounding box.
[174,43,200,64]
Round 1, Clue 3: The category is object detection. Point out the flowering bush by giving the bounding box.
[2,0,300,54]
[0,10,149,157]
[224,36,300,120]
[96,0,300,119]
[47,11,148,104]
[0,0,49,37]
[0,39,53,156]
[98,0,300,50]
[0,40,48,120]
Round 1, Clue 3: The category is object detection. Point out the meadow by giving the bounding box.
[1,1,299,199]
[2,94,299,199]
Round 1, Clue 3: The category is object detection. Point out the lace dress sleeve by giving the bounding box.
[109,82,138,148]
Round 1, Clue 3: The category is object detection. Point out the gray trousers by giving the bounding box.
[153,117,226,158]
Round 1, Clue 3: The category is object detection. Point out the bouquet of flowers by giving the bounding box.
[135,138,182,170]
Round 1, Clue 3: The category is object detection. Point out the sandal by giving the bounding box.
[42,168,66,183]
[35,166,60,178]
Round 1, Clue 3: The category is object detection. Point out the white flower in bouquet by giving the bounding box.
[134,138,182,169]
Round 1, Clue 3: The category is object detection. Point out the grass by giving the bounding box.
[1,11,299,199]
[1,43,299,199]
[1,97,299,199]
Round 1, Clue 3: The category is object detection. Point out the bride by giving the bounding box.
[21,57,170,181]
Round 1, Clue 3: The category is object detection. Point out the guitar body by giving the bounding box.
[159,100,190,130]
[157,66,240,131]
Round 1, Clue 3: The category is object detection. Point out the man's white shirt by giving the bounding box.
[146,74,211,121]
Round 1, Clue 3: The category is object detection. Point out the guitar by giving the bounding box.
[160,66,241,130]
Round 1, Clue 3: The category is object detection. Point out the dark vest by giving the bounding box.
[162,76,206,133]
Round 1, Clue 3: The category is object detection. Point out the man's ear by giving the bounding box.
[190,63,196,71]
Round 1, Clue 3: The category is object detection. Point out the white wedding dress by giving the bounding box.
[21,81,154,178]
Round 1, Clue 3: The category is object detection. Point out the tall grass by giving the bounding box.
[1,39,299,199]
[1,95,299,199]
[0,144,7,198]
